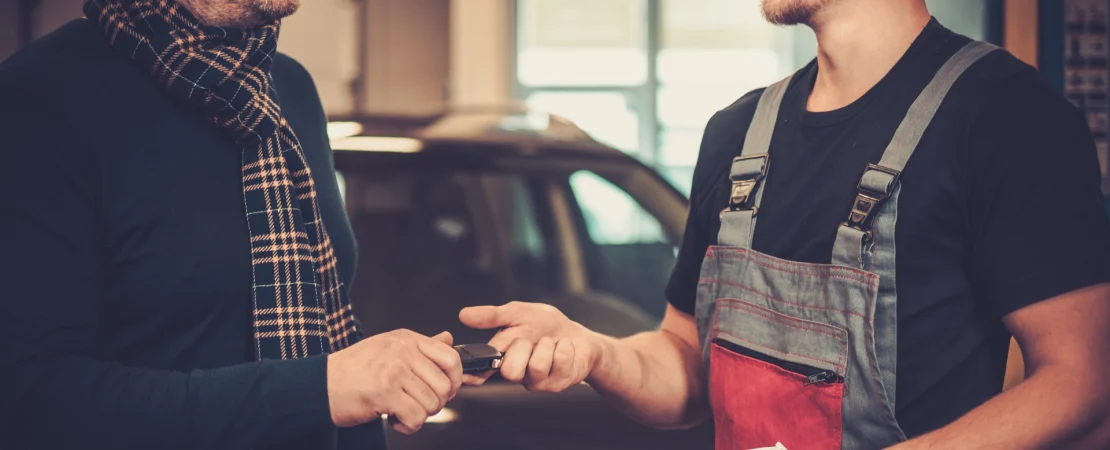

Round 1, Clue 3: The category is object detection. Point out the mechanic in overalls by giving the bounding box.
[460,0,1110,448]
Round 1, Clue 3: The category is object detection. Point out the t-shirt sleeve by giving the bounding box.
[665,90,764,315]
[665,187,710,316]
[968,72,1110,318]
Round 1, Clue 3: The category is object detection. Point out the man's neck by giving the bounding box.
[805,0,932,112]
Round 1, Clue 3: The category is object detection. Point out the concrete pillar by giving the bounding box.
[361,0,451,115]
[449,0,512,105]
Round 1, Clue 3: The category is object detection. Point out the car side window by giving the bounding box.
[485,175,560,302]
[569,171,666,245]
[568,170,674,319]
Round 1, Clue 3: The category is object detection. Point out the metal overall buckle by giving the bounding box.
[842,164,901,239]
[725,154,769,218]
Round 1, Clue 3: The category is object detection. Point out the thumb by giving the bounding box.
[459,305,512,330]
[431,331,454,346]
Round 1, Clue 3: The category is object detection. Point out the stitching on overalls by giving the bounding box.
[731,310,849,373]
[862,316,897,425]
[717,300,849,373]
[701,278,871,321]
[731,302,850,373]
[716,331,845,373]
[716,252,879,286]
[721,300,848,342]
[712,247,879,283]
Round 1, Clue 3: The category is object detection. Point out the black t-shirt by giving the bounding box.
[666,19,1110,438]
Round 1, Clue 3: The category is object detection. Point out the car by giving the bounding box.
[329,107,715,450]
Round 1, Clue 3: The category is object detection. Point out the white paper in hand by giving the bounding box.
[749,443,788,450]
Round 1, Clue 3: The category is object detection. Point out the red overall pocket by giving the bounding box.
[711,338,844,450]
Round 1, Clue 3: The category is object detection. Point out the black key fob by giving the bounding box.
[454,343,503,374]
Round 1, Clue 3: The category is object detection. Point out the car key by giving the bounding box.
[454,343,504,374]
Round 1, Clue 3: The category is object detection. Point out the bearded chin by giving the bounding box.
[255,0,300,21]
[762,0,824,25]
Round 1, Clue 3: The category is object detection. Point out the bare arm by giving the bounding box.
[890,283,1110,449]
[459,302,711,429]
[587,304,710,428]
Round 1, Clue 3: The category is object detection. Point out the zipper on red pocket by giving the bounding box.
[714,338,844,385]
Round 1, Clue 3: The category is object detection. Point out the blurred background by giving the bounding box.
[0,0,999,194]
[0,1,1067,449]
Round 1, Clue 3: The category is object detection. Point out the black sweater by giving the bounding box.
[0,19,384,450]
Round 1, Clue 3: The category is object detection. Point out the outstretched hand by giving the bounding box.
[458,302,602,393]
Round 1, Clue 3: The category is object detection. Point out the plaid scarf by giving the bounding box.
[83,0,359,360]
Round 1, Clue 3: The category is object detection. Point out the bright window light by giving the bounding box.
[331,136,423,153]
[326,121,364,140]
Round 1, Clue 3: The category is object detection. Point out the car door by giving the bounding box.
[551,163,688,322]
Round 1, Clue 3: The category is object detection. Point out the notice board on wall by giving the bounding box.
[1064,0,1110,196]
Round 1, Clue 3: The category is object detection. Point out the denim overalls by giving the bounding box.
[694,41,999,450]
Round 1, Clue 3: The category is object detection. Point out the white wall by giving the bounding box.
[278,0,361,116]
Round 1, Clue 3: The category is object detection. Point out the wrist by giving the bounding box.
[583,330,615,384]
[326,350,362,428]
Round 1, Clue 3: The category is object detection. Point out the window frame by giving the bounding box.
[511,0,662,166]
[511,0,1005,190]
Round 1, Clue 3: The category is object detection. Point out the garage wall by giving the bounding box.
[1,0,452,117]
[282,0,452,116]
[361,0,451,115]
[277,0,361,116]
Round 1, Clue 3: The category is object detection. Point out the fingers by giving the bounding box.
[548,339,578,390]
[525,337,556,387]
[389,395,428,435]
[487,327,518,352]
[499,337,535,382]
[460,302,526,330]
[459,305,507,330]
[404,375,442,415]
[409,356,453,410]
[431,331,454,346]
[416,335,463,395]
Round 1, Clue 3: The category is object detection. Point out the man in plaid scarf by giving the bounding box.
[0,0,463,449]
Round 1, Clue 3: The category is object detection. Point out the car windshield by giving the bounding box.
[335,149,684,344]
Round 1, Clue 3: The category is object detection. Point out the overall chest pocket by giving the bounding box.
[710,300,849,450]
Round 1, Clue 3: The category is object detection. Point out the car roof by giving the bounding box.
[328,106,631,161]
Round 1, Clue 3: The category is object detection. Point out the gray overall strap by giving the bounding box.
[717,74,793,248]
[831,41,1000,268]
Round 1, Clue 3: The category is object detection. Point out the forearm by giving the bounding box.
[891,367,1110,449]
[586,329,709,429]
[2,355,333,449]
